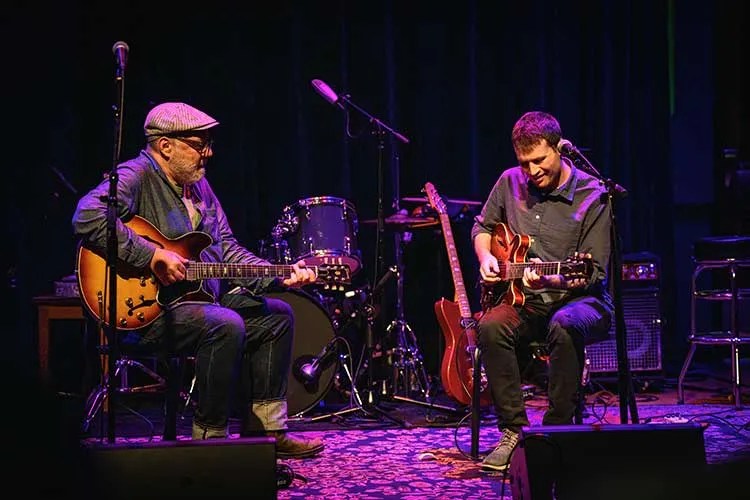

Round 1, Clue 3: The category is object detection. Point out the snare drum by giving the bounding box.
[282,196,361,275]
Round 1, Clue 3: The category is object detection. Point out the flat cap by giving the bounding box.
[144,102,219,137]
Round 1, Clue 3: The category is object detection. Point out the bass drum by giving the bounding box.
[265,290,338,417]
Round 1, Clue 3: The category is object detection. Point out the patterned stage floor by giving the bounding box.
[73,370,750,500]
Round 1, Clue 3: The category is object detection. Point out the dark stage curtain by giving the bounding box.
[4,1,746,383]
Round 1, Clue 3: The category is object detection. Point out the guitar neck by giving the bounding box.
[500,261,564,280]
[186,262,315,281]
[437,213,473,320]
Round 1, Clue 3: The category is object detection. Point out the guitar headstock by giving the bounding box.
[423,182,448,215]
[562,253,594,281]
[316,264,352,288]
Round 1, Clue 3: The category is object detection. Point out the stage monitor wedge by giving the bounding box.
[84,437,277,499]
[509,423,706,500]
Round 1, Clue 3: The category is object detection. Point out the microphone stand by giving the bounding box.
[103,54,127,442]
[338,94,456,418]
[337,93,409,290]
[338,93,414,409]
[564,150,638,424]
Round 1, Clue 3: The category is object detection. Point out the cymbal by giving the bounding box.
[361,213,439,229]
[401,196,482,206]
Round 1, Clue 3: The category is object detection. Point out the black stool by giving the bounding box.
[677,235,750,408]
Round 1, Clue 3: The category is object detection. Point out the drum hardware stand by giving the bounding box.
[385,230,431,398]
[301,268,410,427]
[380,230,461,416]
[304,348,367,423]
[263,215,294,264]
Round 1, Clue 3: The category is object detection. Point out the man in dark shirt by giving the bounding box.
[471,111,613,472]
[73,102,324,457]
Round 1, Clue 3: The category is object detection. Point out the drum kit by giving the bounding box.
[259,194,481,419]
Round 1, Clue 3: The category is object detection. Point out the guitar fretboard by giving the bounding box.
[186,262,317,280]
[499,262,564,280]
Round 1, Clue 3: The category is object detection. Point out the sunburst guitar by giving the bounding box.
[76,215,351,330]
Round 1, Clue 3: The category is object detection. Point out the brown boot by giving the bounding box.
[270,431,324,459]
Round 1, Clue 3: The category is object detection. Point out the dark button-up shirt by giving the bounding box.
[471,161,612,304]
[72,150,278,306]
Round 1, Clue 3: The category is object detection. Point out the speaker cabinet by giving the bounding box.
[84,437,277,499]
[509,423,706,500]
[587,287,663,373]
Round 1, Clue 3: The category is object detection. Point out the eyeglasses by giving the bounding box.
[172,136,214,154]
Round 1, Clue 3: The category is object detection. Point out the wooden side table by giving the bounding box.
[32,295,86,382]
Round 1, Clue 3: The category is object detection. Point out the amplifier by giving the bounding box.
[587,252,663,373]
[588,288,663,373]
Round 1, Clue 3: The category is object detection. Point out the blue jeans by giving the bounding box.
[477,294,612,431]
[127,292,294,431]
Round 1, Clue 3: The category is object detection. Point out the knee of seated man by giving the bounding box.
[265,296,293,314]
[478,320,515,348]
[547,319,582,346]
[209,307,247,343]
[265,298,295,327]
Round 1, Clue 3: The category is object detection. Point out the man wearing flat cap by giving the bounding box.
[72,102,324,458]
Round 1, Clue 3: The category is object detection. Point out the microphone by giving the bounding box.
[557,138,595,169]
[556,138,578,157]
[112,41,129,72]
[311,79,345,110]
[557,138,628,198]
[298,340,337,382]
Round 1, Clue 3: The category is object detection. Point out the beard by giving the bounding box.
[170,157,206,185]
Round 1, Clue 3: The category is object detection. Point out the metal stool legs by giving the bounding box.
[82,353,193,439]
[82,355,167,434]
[677,334,748,409]
[677,236,750,409]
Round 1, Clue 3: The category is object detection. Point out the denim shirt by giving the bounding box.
[471,161,613,305]
[71,150,280,305]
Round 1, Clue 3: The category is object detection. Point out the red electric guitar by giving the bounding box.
[425,182,491,407]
